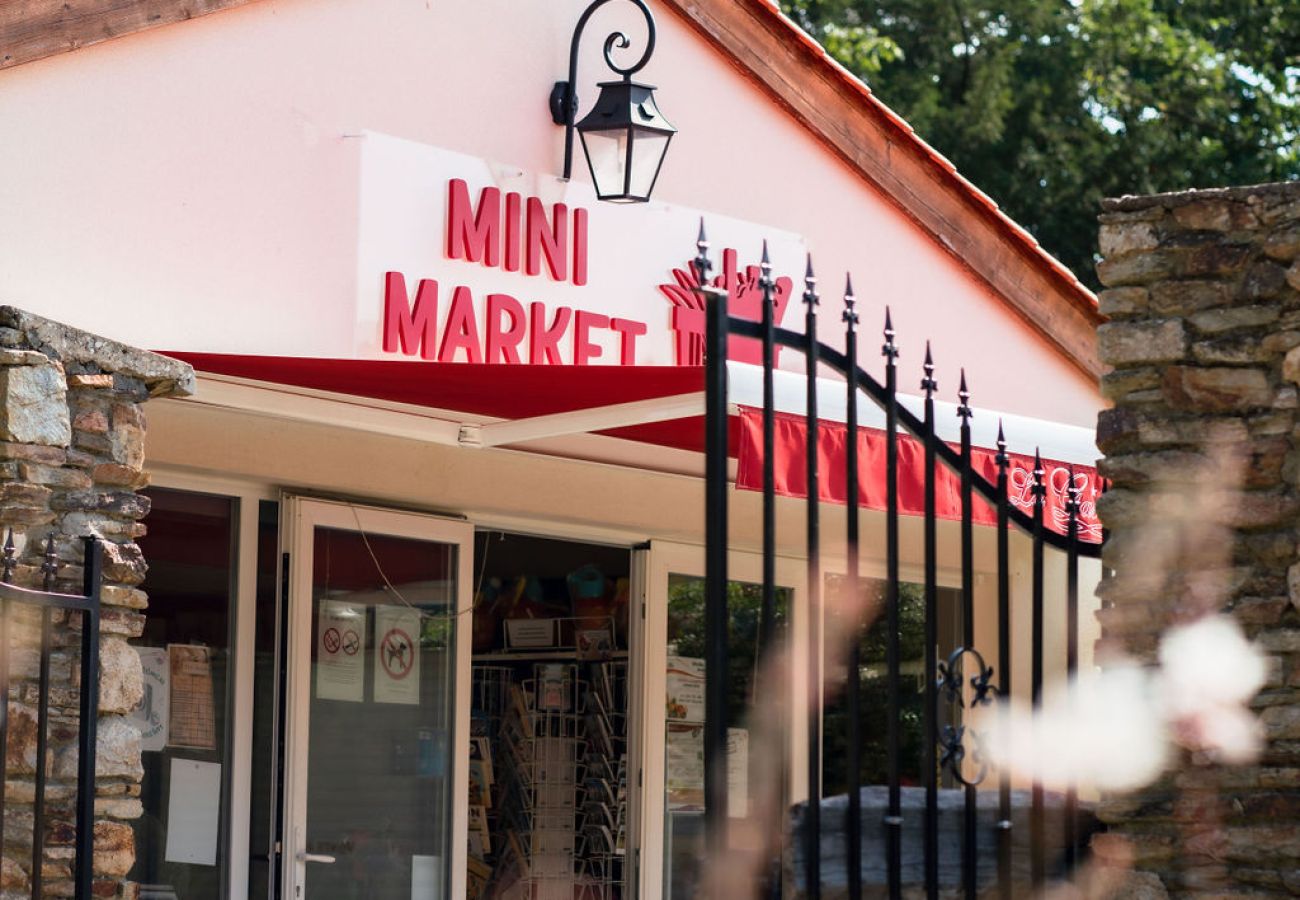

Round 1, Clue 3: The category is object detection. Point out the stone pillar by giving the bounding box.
[1094,184,1300,895]
[0,307,193,898]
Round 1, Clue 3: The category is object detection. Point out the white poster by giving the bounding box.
[130,647,169,753]
[664,724,749,818]
[317,601,365,702]
[164,760,221,866]
[727,728,749,819]
[374,606,421,705]
[666,656,706,724]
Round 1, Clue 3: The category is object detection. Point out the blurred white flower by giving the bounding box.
[980,615,1264,791]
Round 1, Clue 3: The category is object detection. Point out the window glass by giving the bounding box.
[131,488,237,899]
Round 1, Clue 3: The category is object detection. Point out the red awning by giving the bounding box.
[165,353,718,451]
[734,408,1102,542]
[169,354,1099,540]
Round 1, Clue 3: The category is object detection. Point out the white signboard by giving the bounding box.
[164,760,222,866]
[355,134,807,368]
[374,606,421,705]
[131,647,169,753]
[317,601,365,702]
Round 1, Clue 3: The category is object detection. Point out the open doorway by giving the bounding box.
[465,532,633,900]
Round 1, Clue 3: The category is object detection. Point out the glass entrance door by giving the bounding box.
[281,498,472,900]
[638,542,809,900]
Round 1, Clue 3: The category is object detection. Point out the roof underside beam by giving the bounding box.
[0,0,260,71]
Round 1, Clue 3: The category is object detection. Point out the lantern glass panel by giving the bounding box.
[626,128,671,199]
[578,126,632,199]
[579,126,672,202]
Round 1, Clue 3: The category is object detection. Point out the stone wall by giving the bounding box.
[0,307,192,898]
[1093,183,1300,896]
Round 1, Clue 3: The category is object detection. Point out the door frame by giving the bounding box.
[637,540,811,900]
[279,496,474,900]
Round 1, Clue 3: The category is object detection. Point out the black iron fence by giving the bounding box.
[695,225,1103,899]
[0,532,104,900]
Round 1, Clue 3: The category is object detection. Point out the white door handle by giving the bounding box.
[298,852,336,865]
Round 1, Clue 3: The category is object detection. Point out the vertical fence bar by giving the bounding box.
[843,277,862,900]
[995,426,1013,900]
[920,343,938,900]
[75,538,103,900]
[32,537,58,899]
[0,531,12,862]
[802,257,823,900]
[699,222,731,878]
[758,241,783,900]
[1064,471,1081,875]
[883,312,902,900]
[1030,451,1047,890]
[957,372,977,900]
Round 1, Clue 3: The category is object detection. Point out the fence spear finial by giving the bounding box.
[802,254,819,309]
[921,340,937,397]
[957,368,972,421]
[1032,447,1047,503]
[882,306,897,360]
[842,273,858,329]
[995,420,1009,468]
[41,533,59,592]
[694,218,712,282]
[2,528,15,584]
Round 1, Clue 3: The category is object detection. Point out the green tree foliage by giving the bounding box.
[781,0,1299,287]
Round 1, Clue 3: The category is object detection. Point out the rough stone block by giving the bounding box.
[1288,260,1300,293]
[94,717,142,781]
[1240,261,1289,300]
[1189,305,1280,334]
[1161,366,1272,412]
[1150,279,1229,315]
[1263,225,1300,261]
[1099,320,1187,366]
[1099,286,1150,317]
[1186,242,1253,277]
[0,365,71,447]
[1192,339,1268,365]
[1100,222,1160,258]
[98,638,143,715]
[1172,199,1260,232]
[1097,249,1182,286]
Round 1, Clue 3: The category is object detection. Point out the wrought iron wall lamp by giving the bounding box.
[549,0,676,203]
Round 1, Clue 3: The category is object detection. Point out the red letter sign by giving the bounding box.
[486,293,527,364]
[447,179,501,268]
[383,272,438,360]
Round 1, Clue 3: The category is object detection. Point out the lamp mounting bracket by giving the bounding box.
[554,0,657,180]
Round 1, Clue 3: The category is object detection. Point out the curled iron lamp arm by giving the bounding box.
[550,0,658,180]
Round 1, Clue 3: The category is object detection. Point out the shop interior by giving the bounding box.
[465,531,633,900]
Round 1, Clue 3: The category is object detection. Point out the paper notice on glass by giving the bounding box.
[411,854,442,900]
[374,605,421,705]
[130,647,169,753]
[317,600,365,702]
[727,728,749,819]
[666,656,706,724]
[664,725,749,817]
[167,645,216,750]
[665,724,704,810]
[164,759,221,865]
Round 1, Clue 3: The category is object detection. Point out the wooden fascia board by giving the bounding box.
[0,0,262,71]
[664,0,1104,380]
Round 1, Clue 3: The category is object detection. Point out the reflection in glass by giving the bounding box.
[662,576,791,900]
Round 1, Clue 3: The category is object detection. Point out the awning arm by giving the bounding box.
[459,391,707,448]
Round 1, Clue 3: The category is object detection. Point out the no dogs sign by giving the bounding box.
[375,606,421,705]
